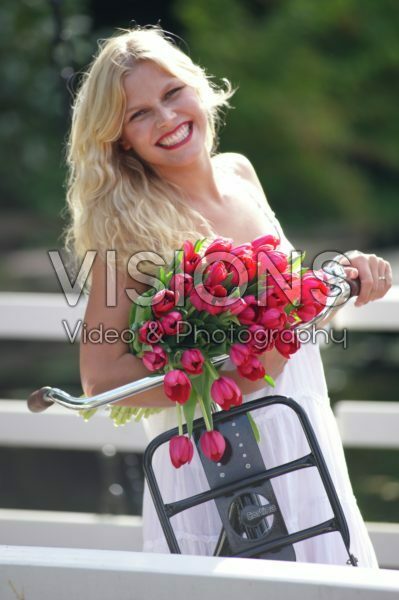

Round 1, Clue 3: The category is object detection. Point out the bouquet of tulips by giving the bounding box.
[124,234,329,469]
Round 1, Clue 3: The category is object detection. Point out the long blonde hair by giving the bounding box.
[64,25,235,288]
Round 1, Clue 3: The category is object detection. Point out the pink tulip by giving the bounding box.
[169,435,194,468]
[163,370,192,404]
[160,311,184,335]
[142,345,168,372]
[181,349,205,375]
[200,430,226,462]
[230,343,252,367]
[211,376,243,410]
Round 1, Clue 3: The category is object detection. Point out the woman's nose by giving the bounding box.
[156,105,176,127]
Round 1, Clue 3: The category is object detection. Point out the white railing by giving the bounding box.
[0,290,398,595]
[2,546,398,600]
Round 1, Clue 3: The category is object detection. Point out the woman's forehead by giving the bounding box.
[123,61,179,103]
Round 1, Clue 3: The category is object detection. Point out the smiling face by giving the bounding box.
[120,60,209,174]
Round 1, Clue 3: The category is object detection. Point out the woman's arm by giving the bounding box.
[80,255,172,407]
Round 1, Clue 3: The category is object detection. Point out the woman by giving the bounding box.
[66,26,392,565]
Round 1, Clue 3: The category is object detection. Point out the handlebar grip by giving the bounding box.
[347,277,361,298]
[28,387,54,413]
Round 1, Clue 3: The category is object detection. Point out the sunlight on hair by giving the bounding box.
[64,25,236,291]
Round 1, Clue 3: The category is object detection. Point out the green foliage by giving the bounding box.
[0,0,93,218]
[175,0,399,235]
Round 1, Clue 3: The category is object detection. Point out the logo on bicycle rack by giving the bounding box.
[240,500,277,528]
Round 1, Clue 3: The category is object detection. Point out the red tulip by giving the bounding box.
[275,331,301,358]
[204,237,233,255]
[296,301,320,323]
[204,260,228,287]
[170,273,193,299]
[247,324,275,354]
[238,295,259,325]
[301,273,330,306]
[181,349,205,375]
[211,376,243,410]
[169,435,194,468]
[200,430,226,462]
[237,355,266,381]
[160,311,184,335]
[182,240,202,274]
[152,289,179,318]
[142,345,168,372]
[257,250,288,273]
[139,320,164,344]
[252,234,280,251]
[259,307,287,330]
[164,370,192,404]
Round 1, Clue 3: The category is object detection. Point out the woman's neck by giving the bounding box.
[154,152,224,209]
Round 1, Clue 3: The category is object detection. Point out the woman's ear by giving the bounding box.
[119,138,131,151]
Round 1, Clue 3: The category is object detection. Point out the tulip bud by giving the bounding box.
[200,430,226,462]
[181,349,205,375]
[169,435,194,468]
[163,369,192,404]
[211,376,243,410]
[142,345,168,372]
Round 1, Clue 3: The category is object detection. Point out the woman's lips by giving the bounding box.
[156,121,193,149]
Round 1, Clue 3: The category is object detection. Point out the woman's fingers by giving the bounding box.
[344,252,392,307]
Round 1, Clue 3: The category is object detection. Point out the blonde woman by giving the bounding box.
[65,26,391,565]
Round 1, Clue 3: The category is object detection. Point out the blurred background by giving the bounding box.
[0,0,398,525]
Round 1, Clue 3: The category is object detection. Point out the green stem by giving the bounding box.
[197,394,212,431]
[176,403,183,436]
[205,360,220,381]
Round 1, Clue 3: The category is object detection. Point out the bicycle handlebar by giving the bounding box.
[27,260,360,414]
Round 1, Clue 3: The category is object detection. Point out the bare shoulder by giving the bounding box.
[214,152,263,191]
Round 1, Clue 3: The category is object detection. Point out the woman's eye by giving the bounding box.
[130,109,147,122]
[165,86,184,98]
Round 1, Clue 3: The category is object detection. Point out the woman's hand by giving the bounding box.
[340,251,393,307]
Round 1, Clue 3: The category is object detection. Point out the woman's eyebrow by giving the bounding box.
[126,79,180,115]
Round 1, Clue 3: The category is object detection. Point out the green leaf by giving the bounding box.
[158,266,166,285]
[194,238,208,253]
[290,251,306,273]
[247,412,261,443]
[264,374,276,387]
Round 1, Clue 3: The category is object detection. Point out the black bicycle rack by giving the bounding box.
[143,395,358,565]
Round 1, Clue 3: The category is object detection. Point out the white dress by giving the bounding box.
[141,165,379,568]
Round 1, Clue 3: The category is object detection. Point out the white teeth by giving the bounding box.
[158,123,191,147]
